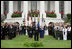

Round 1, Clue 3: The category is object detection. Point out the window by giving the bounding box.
[59,1,64,12]
[47,1,50,11]
[45,1,50,11]
[59,1,64,18]
[18,1,21,11]
[31,1,37,11]
[4,1,9,14]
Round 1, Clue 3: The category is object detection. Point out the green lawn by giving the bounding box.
[1,35,71,48]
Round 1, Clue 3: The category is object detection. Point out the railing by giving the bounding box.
[4,17,64,23]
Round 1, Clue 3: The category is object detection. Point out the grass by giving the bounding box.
[1,35,71,48]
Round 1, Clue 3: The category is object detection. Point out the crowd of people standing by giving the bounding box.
[1,22,71,41]
[48,22,71,40]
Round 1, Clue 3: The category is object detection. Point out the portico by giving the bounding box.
[1,1,71,26]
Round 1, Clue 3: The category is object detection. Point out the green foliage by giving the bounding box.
[23,41,43,47]
[64,19,71,23]
[1,35,71,48]
[46,13,57,18]
[67,14,71,19]
[64,14,71,23]
[30,41,43,47]
[11,13,22,18]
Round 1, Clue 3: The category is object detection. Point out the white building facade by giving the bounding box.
[1,1,71,26]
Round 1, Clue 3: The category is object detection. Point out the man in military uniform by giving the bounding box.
[39,25,45,40]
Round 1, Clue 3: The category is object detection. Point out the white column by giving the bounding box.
[28,1,31,11]
[7,1,13,19]
[40,1,46,26]
[45,1,47,11]
[22,1,28,26]
[55,1,61,19]
[40,1,45,18]
[1,1,4,15]
[64,1,70,14]
[37,1,40,10]
[50,1,55,12]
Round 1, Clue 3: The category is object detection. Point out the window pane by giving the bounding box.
[59,1,64,12]
[31,1,37,10]
[18,1,21,11]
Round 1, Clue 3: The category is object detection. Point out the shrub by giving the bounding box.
[64,14,71,23]
[67,14,71,19]
[23,41,43,47]
[46,13,57,18]
[45,11,57,18]
[11,11,22,18]
[31,41,43,47]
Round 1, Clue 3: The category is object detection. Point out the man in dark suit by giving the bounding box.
[12,23,17,38]
[4,22,9,40]
[34,25,39,41]
[1,24,3,39]
[16,23,20,36]
[26,25,30,36]
[29,24,33,40]
[1,23,5,40]
[8,23,13,39]
[23,25,26,35]
[48,23,52,36]
[19,24,23,35]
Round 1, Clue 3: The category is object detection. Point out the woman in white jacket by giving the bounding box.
[62,25,67,40]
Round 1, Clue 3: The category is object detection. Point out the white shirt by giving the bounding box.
[63,28,67,35]
[54,26,60,30]
[67,27,71,31]
[59,27,63,31]
[62,28,67,40]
